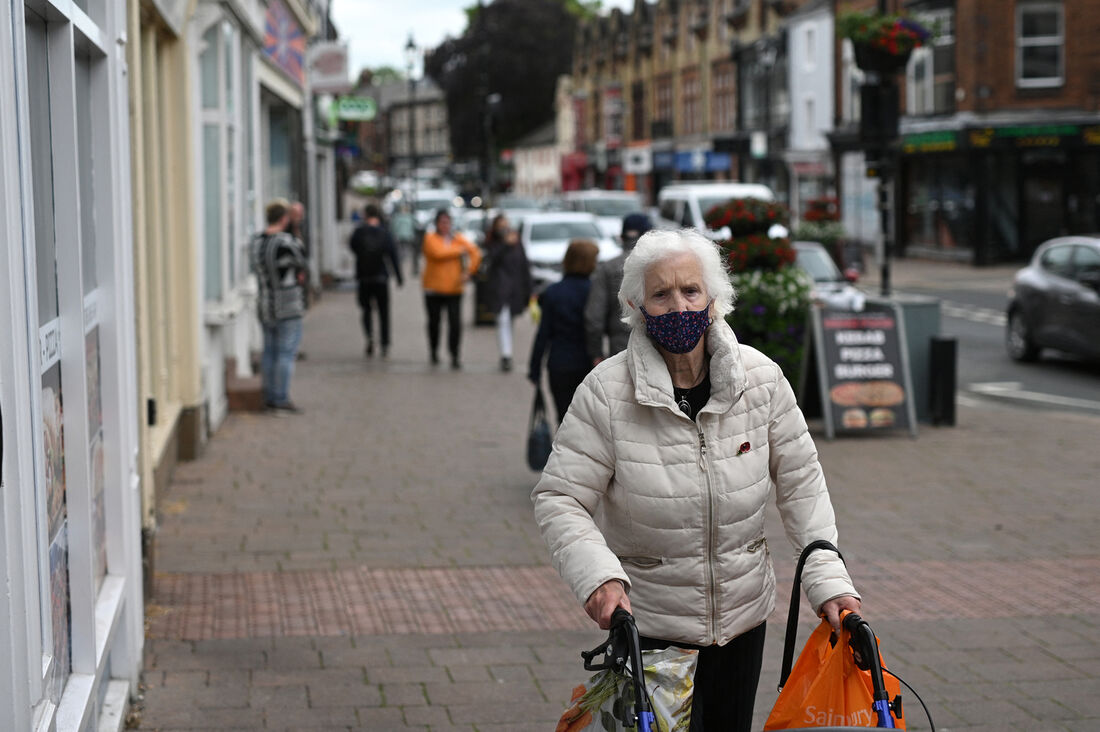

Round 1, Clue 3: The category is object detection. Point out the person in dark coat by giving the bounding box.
[349,203,404,357]
[485,215,533,371]
[528,239,599,424]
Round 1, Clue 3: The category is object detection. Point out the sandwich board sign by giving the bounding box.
[809,300,918,439]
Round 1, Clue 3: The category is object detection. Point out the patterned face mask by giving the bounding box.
[640,300,713,354]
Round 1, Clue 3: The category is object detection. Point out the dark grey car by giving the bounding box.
[1006,236,1100,361]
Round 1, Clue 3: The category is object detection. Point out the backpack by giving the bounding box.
[352,225,388,279]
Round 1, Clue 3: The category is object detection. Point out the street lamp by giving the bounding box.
[405,34,418,194]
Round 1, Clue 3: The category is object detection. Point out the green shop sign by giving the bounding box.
[902,131,957,154]
[903,124,1100,153]
[335,96,377,122]
[969,124,1100,149]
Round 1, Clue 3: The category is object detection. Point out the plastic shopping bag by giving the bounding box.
[764,616,905,730]
[556,646,697,732]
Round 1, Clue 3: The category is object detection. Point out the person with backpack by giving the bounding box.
[349,204,404,357]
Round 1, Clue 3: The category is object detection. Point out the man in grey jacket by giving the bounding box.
[584,213,653,366]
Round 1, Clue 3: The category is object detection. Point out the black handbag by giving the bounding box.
[526,387,553,471]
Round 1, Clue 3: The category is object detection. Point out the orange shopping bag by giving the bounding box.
[764,611,904,730]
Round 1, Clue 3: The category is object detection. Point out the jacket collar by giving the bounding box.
[626,318,747,417]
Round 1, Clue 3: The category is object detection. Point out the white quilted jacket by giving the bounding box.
[532,319,858,646]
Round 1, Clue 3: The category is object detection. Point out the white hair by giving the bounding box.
[617,228,736,331]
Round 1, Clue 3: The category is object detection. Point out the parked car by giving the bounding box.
[1006,236,1100,362]
[516,212,622,289]
[562,190,646,240]
[656,182,779,240]
[793,241,865,311]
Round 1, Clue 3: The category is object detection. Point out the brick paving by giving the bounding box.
[137,257,1100,731]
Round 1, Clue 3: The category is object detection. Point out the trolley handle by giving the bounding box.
[579,609,656,732]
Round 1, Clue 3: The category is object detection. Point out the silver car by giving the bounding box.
[516,212,622,289]
[1006,236,1100,361]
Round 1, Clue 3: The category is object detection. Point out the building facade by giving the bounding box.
[571,0,802,204]
[1,0,145,728]
[833,0,1100,264]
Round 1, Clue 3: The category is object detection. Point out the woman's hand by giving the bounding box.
[584,580,631,629]
[820,595,862,632]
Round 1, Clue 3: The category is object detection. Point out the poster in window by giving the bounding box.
[47,526,71,704]
[42,363,67,541]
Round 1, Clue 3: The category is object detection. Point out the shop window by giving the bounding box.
[1016,2,1064,88]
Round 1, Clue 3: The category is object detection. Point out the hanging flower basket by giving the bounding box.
[853,42,913,74]
[838,11,932,74]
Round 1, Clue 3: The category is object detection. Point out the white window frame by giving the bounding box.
[840,39,864,124]
[1016,1,1064,89]
[906,7,955,115]
[196,12,247,303]
[8,0,136,728]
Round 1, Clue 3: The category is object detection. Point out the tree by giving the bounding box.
[425,0,587,161]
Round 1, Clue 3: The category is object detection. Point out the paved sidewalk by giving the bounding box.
[138,258,1100,731]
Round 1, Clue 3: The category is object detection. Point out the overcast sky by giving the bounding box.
[330,0,635,79]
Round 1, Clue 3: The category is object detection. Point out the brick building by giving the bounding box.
[570,0,802,204]
[835,0,1100,264]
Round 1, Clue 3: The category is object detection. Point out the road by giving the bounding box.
[890,281,1100,416]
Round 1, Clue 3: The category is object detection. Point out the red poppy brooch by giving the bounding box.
[737,441,751,456]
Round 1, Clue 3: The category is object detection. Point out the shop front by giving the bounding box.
[899,120,1100,264]
[1,0,144,728]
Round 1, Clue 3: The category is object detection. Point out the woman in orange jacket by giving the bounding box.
[421,209,482,368]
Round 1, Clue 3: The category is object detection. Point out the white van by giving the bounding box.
[562,189,646,240]
[656,182,776,238]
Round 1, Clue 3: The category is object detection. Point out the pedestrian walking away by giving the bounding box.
[421,209,481,369]
[249,198,309,413]
[527,239,598,424]
[350,203,404,357]
[484,214,533,372]
[585,212,653,366]
[531,229,861,731]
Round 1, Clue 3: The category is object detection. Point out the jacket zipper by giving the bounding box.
[698,426,718,644]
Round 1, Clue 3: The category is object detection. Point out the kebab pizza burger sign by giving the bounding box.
[810,301,917,438]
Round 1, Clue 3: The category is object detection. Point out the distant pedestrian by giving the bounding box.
[484,214,533,372]
[584,212,653,366]
[421,209,482,369]
[249,199,308,413]
[390,204,418,275]
[528,239,599,424]
[350,203,404,357]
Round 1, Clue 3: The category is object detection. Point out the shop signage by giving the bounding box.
[653,150,676,170]
[902,131,957,154]
[40,319,61,371]
[674,150,732,173]
[809,301,918,439]
[308,42,350,94]
[263,0,306,86]
[623,146,652,174]
[336,96,377,122]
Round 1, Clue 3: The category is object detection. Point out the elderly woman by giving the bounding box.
[532,229,860,731]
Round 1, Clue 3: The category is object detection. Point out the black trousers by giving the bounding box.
[640,622,766,732]
[425,294,462,359]
[548,368,589,425]
[358,281,391,347]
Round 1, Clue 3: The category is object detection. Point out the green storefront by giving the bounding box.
[898,121,1100,264]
